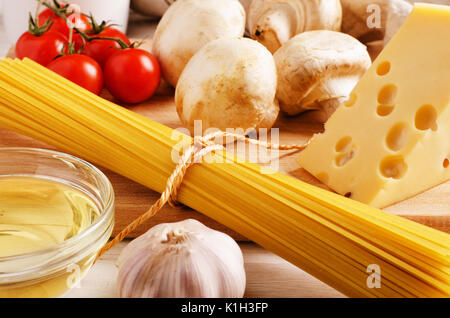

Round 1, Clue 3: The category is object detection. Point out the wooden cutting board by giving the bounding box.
[2,46,449,240]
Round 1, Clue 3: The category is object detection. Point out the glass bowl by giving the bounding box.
[0,148,115,298]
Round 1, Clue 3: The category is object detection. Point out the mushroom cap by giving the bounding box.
[274,30,371,116]
[176,37,279,134]
[248,0,342,53]
[152,0,245,88]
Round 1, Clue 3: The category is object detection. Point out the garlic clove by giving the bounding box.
[117,219,246,298]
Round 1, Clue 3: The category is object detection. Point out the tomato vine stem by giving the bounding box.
[42,0,132,49]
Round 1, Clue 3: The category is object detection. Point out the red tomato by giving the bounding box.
[75,27,131,67]
[38,7,91,39]
[15,31,66,66]
[47,55,104,95]
[104,49,161,104]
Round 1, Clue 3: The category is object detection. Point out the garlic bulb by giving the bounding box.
[116,219,246,298]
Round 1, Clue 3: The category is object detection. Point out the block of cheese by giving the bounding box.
[297,3,450,208]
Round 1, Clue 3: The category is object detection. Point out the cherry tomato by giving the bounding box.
[38,7,91,40]
[104,49,161,104]
[47,55,104,95]
[75,27,131,67]
[15,31,66,66]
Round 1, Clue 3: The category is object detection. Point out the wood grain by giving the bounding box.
[64,241,345,298]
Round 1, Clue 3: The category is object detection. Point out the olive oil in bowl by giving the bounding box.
[0,147,114,298]
[0,176,101,258]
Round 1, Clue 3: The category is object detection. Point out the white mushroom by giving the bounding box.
[152,0,245,87]
[175,37,279,134]
[247,0,342,53]
[273,30,371,121]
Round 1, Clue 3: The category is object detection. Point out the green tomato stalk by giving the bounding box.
[42,0,134,50]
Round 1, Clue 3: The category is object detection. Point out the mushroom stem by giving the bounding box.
[274,30,371,120]
[301,75,362,122]
[252,4,298,53]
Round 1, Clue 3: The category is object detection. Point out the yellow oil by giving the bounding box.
[0,176,101,257]
[0,176,102,298]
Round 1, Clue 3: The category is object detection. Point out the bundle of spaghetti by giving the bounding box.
[0,57,448,298]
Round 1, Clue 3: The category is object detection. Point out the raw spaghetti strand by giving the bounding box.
[96,131,309,260]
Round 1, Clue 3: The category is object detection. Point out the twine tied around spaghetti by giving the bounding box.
[95,131,309,261]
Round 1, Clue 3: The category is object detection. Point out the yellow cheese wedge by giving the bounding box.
[297,3,450,208]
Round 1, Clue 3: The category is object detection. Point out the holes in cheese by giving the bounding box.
[344,93,357,107]
[335,136,352,152]
[386,122,410,151]
[415,104,438,131]
[377,84,398,105]
[380,156,408,179]
[376,61,391,76]
[335,150,356,167]
[377,105,395,116]
[376,84,398,117]
[334,136,356,167]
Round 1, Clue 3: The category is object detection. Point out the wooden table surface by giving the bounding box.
[65,242,344,298]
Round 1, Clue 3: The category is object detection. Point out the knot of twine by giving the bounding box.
[95,131,309,261]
